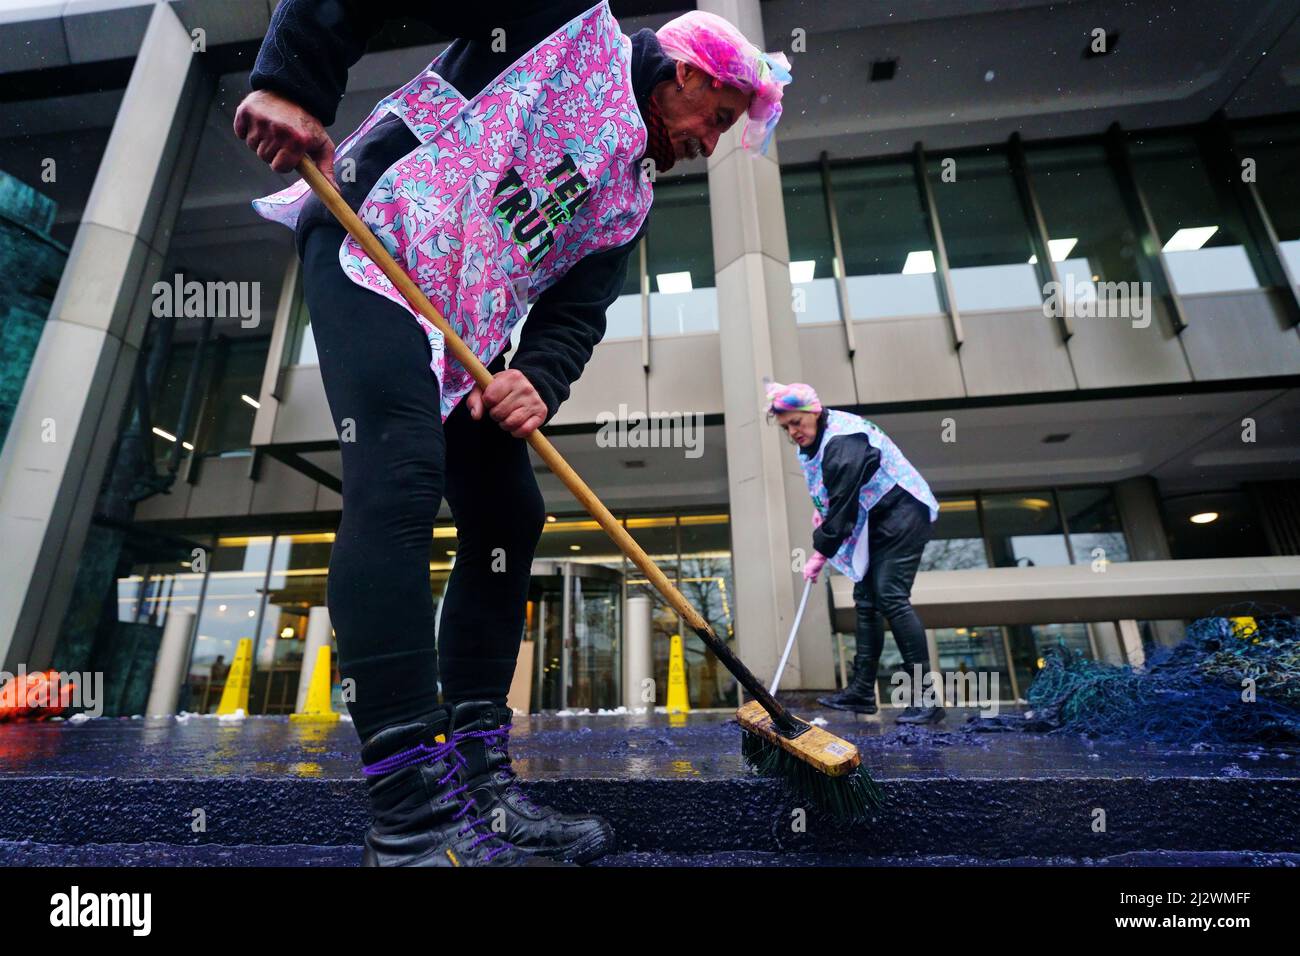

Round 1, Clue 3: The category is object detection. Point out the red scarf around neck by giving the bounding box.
[643,97,677,175]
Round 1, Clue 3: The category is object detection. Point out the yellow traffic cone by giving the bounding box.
[216,638,252,716]
[666,634,690,715]
[291,644,339,723]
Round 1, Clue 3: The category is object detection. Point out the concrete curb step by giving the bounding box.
[1,841,1297,867]
[2,774,1297,858]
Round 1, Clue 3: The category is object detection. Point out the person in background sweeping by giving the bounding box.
[766,382,944,724]
[236,1,790,866]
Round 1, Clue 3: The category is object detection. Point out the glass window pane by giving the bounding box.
[604,240,643,340]
[931,626,1016,703]
[928,149,1043,311]
[981,491,1070,567]
[679,513,738,708]
[831,160,943,319]
[288,285,318,365]
[252,532,334,714]
[623,515,680,704]
[921,496,989,570]
[782,168,841,325]
[188,535,274,713]
[1025,143,1145,312]
[150,342,197,468]
[117,556,206,628]
[204,338,268,455]
[647,179,717,335]
[529,516,626,711]
[1130,134,1262,295]
[1059,487,1129,565]
[1235,123,1300,278]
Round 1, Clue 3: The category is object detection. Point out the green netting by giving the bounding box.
[976,606,1300,744]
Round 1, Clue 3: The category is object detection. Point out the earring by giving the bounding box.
[677,82,683,91]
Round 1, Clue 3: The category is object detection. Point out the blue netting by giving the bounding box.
[974,605,1300,744]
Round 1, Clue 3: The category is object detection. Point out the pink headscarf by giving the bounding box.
[765,381,822,415]
[655,11,793,154]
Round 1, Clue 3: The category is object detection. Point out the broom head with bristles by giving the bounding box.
[736,700,884,822]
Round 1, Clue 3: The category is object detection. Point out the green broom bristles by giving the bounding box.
[741,729,885,823]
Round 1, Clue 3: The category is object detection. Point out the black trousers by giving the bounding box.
[301,224,545,741]
[852,493,934,670]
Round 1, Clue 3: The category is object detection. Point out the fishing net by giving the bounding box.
[974,605,1300,744]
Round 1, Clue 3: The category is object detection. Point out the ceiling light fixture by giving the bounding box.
[656,271,693,294]
[1163,227,1218,253]
[789,260,816,284]
[902,250,936,275]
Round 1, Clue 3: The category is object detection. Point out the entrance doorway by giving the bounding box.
[527,560,622,712]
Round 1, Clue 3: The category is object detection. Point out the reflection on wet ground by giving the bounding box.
[1,705,1294,782]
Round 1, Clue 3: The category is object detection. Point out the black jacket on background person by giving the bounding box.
[249,0,677,422]
[800,413,911,559]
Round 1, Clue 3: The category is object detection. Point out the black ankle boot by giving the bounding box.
[817,657,880,714]
[449,701,616,864]
[895,704,946,725]
[359,708,558,867]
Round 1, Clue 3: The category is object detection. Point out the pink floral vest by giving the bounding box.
[252,1,653,420]
[801,410,940,581]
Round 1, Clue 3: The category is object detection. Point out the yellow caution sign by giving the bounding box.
[291,644,340,723]
[216,638,252,716]
[1230,617,1259,643]
[666,634,690,715]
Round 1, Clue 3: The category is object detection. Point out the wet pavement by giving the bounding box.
[1,705,1295,783]
[1,706,1296,862]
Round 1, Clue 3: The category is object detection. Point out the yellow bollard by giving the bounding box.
[666,634,690,715]
[216,638,253,716]
[290,644,340,723]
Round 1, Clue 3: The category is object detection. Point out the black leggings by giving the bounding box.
[302,224,545,741]
[852,494,934,668]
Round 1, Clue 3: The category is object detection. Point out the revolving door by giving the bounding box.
[527,560,623,712]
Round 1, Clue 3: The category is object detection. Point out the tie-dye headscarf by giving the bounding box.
[655,11,792,154]
[765,381,822,415]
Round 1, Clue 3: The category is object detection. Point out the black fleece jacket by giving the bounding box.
[800,412,909,558]
[249,0,676,421]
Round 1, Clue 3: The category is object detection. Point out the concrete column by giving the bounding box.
[295,606,333,714]
[145,607,195,717]
[1115,619,1146,668]
[700,0,834,690]
[1114,476,1185,647]
[0,3,215,671]
[1114,477,1172,561]
[624,594,652,709]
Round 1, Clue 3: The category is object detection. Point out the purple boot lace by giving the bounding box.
[455,725,545,815]
[363,737,513,862]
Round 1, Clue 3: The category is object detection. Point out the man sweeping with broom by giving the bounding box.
[236,1,791,866]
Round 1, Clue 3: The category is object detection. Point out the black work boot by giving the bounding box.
[359,708,558,867]
[895,704,946,725]
[449,701,616,864]
[817,657,880,714]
